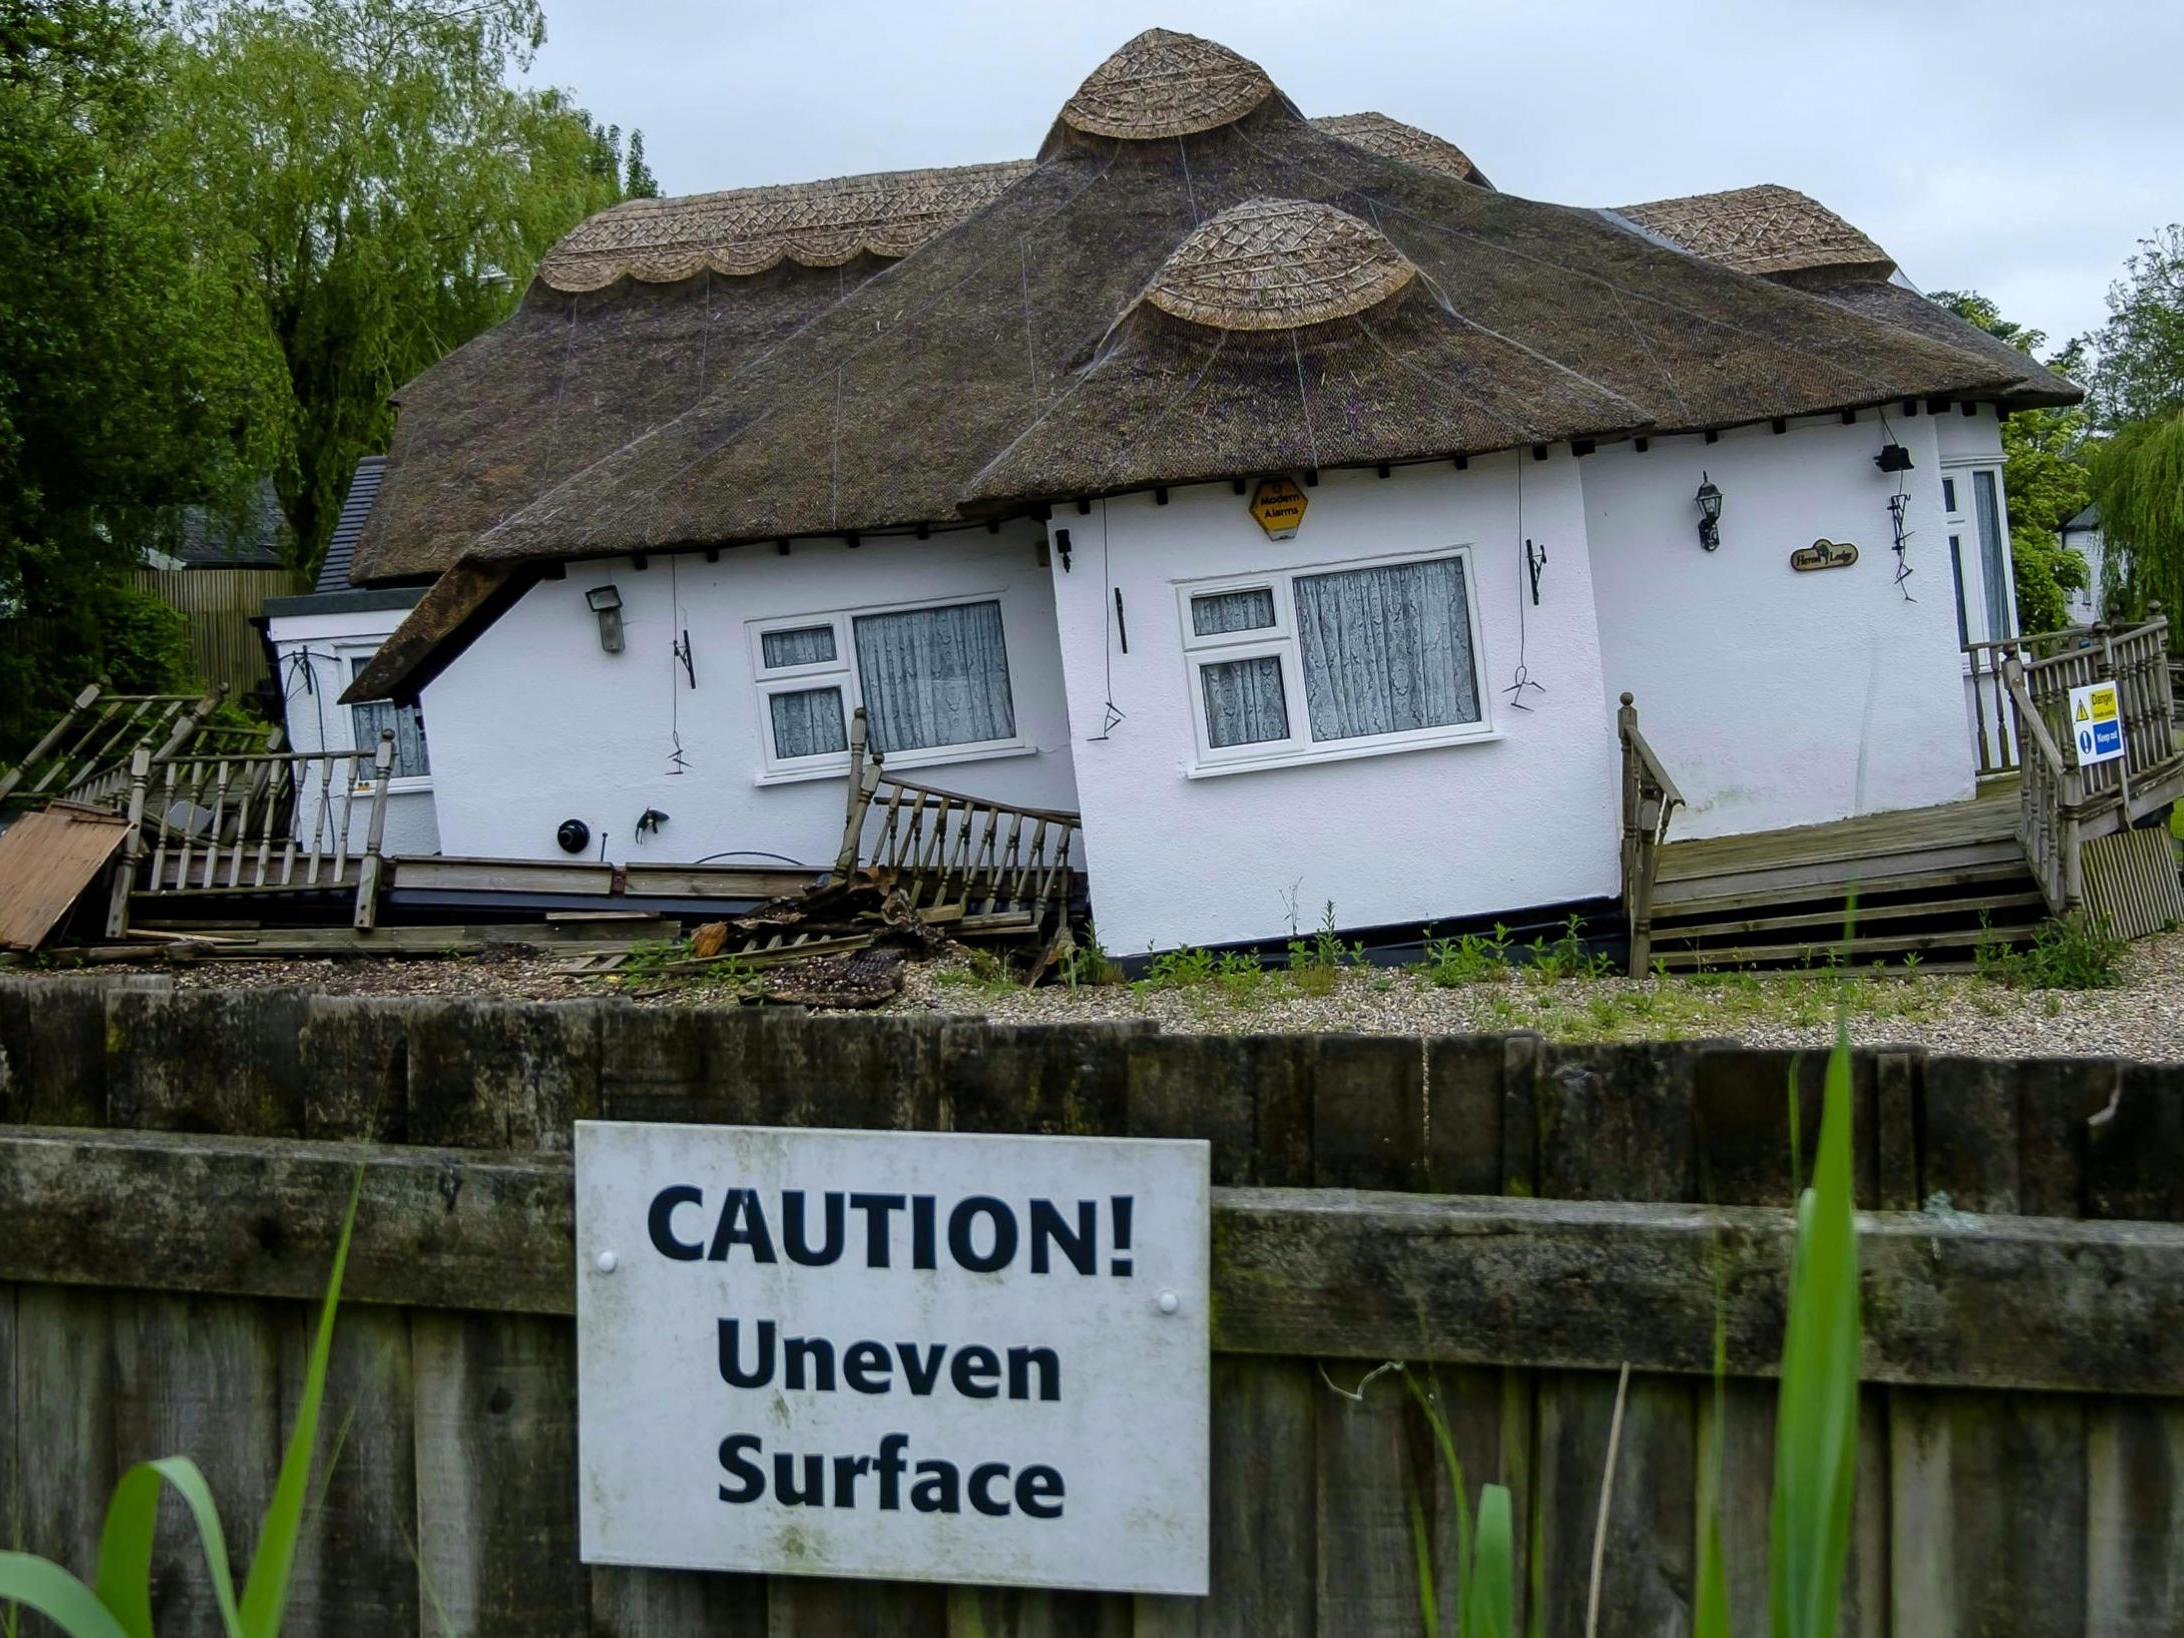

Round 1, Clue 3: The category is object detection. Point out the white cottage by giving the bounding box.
[309,29,2169,963]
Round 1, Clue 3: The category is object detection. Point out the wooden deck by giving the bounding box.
[1648,778,2043,970]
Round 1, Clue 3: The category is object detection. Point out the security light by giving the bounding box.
[1695,473,1723,552]
[1874,444,1915,474]
[586,583,625,653]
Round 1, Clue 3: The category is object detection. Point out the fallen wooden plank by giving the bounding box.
[0,1126,2179,1396]
[0,807,129,950]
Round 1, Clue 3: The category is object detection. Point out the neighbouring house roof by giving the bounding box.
[2063,503,2100,532]
[315,456,385,593]
[159,478,289,568]
[346,29,2054,703]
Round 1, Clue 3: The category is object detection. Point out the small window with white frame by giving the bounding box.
[748,595,1022,780]
[1176,547,1491,775]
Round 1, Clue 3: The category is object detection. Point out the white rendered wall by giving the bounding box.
[419,525,1077,867]
[265,605,441,858]
[1584,411,1974,840]
[1047,456,1620,956]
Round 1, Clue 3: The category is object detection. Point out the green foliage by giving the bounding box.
[1767,1029,1862,1638]
[2085,225,2184,431]
[1287,900,1363,994]
[1418,922,1514,987]
[1976,915,2127,990]
[1523,913,1613,983]
[1140,944,1218,990]
[0,1169,361,1637]
[1400,1366,1515,1638]
[1057,924,1123,988]
[2088,408,2184,618]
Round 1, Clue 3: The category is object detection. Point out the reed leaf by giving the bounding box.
[1406,1367,1475,1599]
[95,1457,245,1638]
[1463,1483,1515,1638]
[1694,1510,1732,1638]
[1408,1483,1440,1637]
[1766,1027,1862,1638]
[0,1554,132,1638]
[239,1165,363,1638]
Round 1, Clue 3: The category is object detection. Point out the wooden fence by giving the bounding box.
[2,983,2181,1636]
[130,567,308,700]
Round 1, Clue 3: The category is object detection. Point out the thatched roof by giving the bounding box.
[1613,184,1894,280]
[347,29,2054,701]
[1310,112,1490,188]
[1785,273,2082,408]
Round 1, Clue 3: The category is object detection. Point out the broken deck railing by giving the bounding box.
[0,683,231,813]
[1617,691,1683,977]
[834,709,1079,935]
[2003,611,2182,918]
[106,731,396,936]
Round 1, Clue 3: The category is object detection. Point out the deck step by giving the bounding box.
[1652,840,2024,912]
[1654,890,2047,945]
[1650,923,2028,971]
[1652,857,2030,921]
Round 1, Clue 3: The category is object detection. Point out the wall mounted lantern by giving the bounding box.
[586,584,625,653]
[1874,443,1915,474]
[1695,473,1724,552]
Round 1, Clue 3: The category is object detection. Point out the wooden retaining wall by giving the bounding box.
[1,978,2180,1636]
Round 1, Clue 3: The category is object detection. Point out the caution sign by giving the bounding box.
[1249,477,1307,540]
[2068,680,2126,767]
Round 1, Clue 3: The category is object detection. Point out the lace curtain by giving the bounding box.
[762,625,837,668]
[1192,587,1276,636]
[852,600,1016,754]
[769,686,848,758]
[1201,654,1289,747]
[1293,558,1478,742]
[348,659,430,778]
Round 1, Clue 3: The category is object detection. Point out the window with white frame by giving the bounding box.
[347,656,430,782]
[748,596,1020,777]
[1177,549,1490,773]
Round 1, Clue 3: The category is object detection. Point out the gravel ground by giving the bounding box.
[17,926,2183,1060]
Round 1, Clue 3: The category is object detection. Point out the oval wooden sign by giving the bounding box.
[1791,538,1858,571]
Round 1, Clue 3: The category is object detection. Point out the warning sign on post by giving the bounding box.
[575,1123,1211,1595]
[2068,680,2127,767]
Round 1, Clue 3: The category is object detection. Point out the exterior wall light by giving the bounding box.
[586,584,625,653]
[1695,473,1724,551]
[1874,443,1915,473]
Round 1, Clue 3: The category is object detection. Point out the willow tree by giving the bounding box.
[2083,227,2184,617]
[168,0,647,569]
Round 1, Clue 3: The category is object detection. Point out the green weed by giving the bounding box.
[1140,945,1218,991]
[1523,914,1614,983]
[1977,915,2126,991]
[1418,923,1514,987]
[1058,924,1124,988]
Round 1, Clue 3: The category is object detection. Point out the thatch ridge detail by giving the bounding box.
[1142,199,1418,332]
[535,161,1034,292]
[1058,27,1274,139]
[1615,183,1893,279]
[1309,112,1491,188]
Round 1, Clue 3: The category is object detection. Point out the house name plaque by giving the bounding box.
[574,1122,1211,1595]
[1790,538,1859,571]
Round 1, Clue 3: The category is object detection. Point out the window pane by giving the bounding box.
[348,658,429,779]
[1294,558,1479,742]
[1942,477,1958,513]
[762,625,837,668]
[1948,537,1970,648]
[1201,656,1289,748]
[1191,587,1276,637]
[768,686,847,759]
[852,600,1015,754]
[1972,471,2011,638]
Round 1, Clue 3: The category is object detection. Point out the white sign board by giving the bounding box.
[575,1122,1211,1595]
[2068,680,2127,767]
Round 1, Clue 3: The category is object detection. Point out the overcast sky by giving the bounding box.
[529,1,2180,354]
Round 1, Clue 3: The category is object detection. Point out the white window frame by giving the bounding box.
[1941,457,2019,646]
[335,643,431,794]
[1174,545,1497,778]
[746,591,1030,784]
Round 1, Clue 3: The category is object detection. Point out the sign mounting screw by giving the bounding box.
[1156,1291,1180,1314]
[595,1251,619,1274]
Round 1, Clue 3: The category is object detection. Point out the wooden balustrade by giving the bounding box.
[835,710,1079,933]
[0,683,228,811]
[105,732,395,937]
[1617,691,1684,976]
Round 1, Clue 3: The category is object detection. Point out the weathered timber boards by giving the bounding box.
[3,1125,2180,1395]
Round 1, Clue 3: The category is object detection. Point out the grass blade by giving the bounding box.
[1407,1482,1439,1637]
[1767,1023,1862,1638]
[0,1554,133,1638]
[1405,1367,1475,1603]
[240,1164,364,1638]
[1464,1484,1515,1638]
[96,1458,245,1638]
[1694,1509,1732,1638]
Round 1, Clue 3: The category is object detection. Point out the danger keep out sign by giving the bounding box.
[575,1123,1211,1595]
[2068,680,2127,767]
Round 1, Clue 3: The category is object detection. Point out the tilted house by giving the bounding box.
[320,28,2096,956]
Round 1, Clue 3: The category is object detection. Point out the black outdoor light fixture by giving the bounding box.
[1695,472,1724,551]
[1874,443,1915,474]
[586,583,625,653]
[556,818,591,854]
